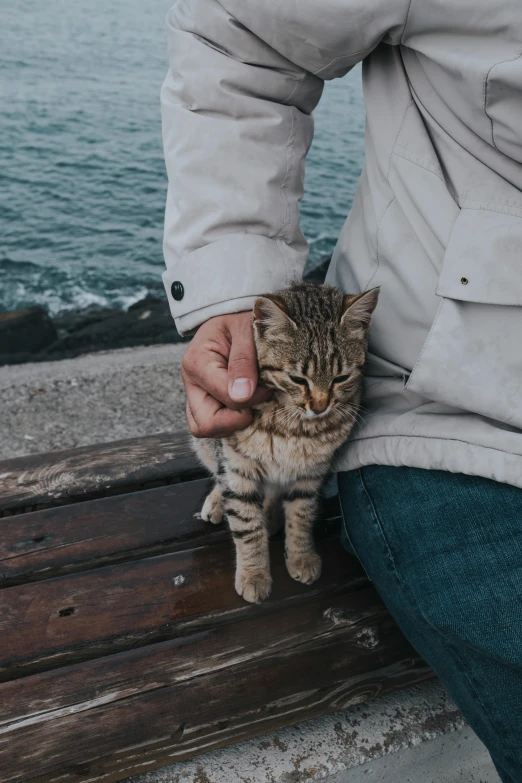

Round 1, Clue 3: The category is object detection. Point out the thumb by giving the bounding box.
[227,316,258,402]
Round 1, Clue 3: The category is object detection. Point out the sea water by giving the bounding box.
[1,0,365,315]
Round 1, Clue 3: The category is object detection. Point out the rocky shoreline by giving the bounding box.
[0,294,187,366]
[0,257,330,366]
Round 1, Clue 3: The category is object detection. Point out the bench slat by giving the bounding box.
[9,658,432,783]
[0,480,341,588]
[0,537,366,681]
[0,479,216,587]
[0,588,431,783]
[0,432,202,514]
[0,588,393,727]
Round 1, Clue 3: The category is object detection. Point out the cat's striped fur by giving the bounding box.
[193,283,379,603]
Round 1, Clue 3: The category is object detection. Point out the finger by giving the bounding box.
[183,361,268,411]
[182,361,231,408]
[187,398,232,439]
[227,316,258,402]
[185,376,271,438]
[186,380,254,438]
[186,400,201,437]
[183,363,245,411]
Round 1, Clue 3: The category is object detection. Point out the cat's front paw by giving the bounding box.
[235,569,272,604]
[286,552,322,585]
[201,489,224,525]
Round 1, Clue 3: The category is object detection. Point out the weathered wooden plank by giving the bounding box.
[0,593,432,783]
[0,431,203,515]
[0,480,341,588]
[0,479,217,587]
[0,536,365,681]
[16,658,432,783]
[0,588,398,727]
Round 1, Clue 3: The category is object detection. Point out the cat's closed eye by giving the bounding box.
[334,374,351,384]
[289,375,308,386]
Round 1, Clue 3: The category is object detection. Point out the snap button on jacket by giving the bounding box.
[162,0,522,488]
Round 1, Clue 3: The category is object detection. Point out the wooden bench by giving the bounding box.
[0,432,434,783]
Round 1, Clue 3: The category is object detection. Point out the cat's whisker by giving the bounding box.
[340,405,366,422]
[275,404,305,427]
[333,405,367,428]
[269,405,295,424]
[283,407,304,428]
[349,403,368,417]
[351,406,369,424]
[290,408,304,425]
[349,411,367,428]
[343,400,367,414]
[272,405,296,423]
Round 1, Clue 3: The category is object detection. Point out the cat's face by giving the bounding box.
[253,284,379,424]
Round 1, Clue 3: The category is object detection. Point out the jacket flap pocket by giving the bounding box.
[407,207,522,429]
[436,208,522,305]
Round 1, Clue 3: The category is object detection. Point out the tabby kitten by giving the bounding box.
[193,283,379,603]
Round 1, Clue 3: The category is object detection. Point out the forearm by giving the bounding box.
[161,0,323,334]
[161,0,410,334]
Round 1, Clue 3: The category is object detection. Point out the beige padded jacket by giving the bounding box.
[161,0,522,488]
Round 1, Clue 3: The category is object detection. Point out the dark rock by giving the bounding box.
[0,351,37,366]
[0,307,57,356]
[0,262,334,367]
[42,295,187,360]
[0,295,189,366]
[128,294,160,312]
[53,307,122,338]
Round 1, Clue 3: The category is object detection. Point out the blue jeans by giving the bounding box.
[338,466,522,783]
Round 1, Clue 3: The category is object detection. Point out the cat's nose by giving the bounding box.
[309,396,329,415]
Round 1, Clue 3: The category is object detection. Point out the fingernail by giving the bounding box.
[230,377,252,400]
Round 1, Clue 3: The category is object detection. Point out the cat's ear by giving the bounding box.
[253,295,297,339]
[340,287,380,331]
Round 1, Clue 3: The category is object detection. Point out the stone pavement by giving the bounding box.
[127,682,498,783]
[0,344,187,459]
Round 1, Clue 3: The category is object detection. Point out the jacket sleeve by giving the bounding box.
[161,0,410,334]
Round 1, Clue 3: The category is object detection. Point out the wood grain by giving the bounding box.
[0,479,216,587]
[0,536,366,681]
[16,659,433,783]
[0,480,341,588]
[0,432,203,515]
[4,660,434,783]
[0,588,399,727]
[0,586,432,783]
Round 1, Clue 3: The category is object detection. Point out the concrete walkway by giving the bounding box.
[338,728,499,782]
[127,682,498,783]
[0,344,187,459]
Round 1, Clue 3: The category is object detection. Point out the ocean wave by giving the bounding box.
[2,0,364,314]
[1,280,160,316]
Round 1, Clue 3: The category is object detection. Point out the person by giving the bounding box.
[160,2,522,779]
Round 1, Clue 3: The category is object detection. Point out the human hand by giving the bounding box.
[182,311,272,438]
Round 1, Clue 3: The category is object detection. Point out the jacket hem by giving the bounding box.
[334,434,522,491]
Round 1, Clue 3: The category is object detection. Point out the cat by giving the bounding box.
[192,282,379,603]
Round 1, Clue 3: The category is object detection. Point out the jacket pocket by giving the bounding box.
[406,208,522,429]
[486,51,522,164]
